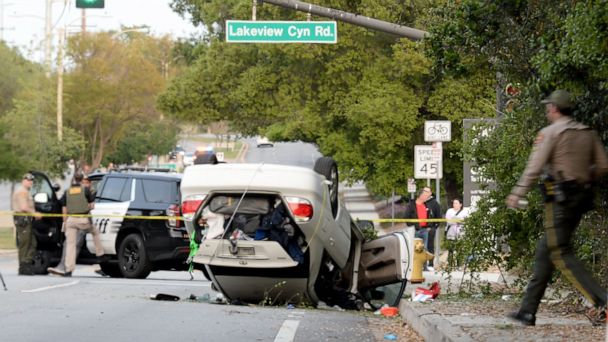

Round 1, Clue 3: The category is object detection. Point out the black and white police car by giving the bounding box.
[85,168,190,278]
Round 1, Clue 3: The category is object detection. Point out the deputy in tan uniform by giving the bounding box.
[61,173,105,277]
[506,90,608,326]
[11,173,42,275]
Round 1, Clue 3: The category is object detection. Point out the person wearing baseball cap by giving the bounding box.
[506,90,608,326]
[11,173,42,275]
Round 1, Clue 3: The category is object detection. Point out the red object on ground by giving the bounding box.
[380,306,399,317]
[415,281,441,299]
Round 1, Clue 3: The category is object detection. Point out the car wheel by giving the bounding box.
[118,234,152,279]
[31,250,50,274]
[313,157,339,218]
[99,262,124,278]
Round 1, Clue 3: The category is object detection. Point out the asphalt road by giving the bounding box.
[0,254,379,342]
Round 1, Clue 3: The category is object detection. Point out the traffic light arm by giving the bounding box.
[260,0,428,40]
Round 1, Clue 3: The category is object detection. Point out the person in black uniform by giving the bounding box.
[506,90,608,326]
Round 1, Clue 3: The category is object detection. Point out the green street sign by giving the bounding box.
[226,20,337,44]
[76,0,105,8]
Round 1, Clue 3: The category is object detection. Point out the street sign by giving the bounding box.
[414,145,442,179]
[226,20,337,44]
[407,178,416,193]
[424,120,451,142]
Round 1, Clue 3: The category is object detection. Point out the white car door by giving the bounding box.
[87,177,134,254]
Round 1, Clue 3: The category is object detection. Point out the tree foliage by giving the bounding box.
[427,0,608,286]
[0,43,84,180]
[161,0,496,197]
[64,32,180,168]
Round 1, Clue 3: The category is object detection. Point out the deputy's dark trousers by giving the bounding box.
[16,222,37,271]
[520,198,607,315]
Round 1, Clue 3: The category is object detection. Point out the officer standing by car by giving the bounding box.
[62,173,106,277]
[48,175,95,276]
[11,173,42,275]
[506,90,608,326]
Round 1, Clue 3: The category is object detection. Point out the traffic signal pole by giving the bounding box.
[260,0,428,40]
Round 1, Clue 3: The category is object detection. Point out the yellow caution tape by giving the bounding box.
[0,211,185,221]
[2,212,464,224]
[367,218,464,223]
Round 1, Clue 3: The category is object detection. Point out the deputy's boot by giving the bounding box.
[18,263,34,276]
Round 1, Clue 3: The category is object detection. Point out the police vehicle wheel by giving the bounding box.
[313,157,339,218]
[31,250,50,274]
[118,234,152,279]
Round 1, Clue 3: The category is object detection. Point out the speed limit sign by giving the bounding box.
[414,145,442,179]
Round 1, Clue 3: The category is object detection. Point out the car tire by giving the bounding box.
[118,234,152,279]
[99,262,124,278]
[313,157,339,218]
[31,250,50,274]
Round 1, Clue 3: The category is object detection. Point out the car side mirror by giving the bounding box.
[52,183,61,192]
[34,193,49,204]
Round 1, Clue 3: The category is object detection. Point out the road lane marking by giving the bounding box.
[274,319,300,342]
[21,280,80,293]
[85,280,212,287]
[287,310,306,318]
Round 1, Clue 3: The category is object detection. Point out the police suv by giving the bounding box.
[86,168,189,278]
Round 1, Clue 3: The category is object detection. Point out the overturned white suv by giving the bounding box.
[181,158,411,309]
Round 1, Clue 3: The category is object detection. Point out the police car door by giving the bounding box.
[88,176,133,254]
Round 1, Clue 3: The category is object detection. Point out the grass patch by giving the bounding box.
[0,228,15,249]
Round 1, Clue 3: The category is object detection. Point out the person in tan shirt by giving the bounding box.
[11,173,42,275]
[506,90,608,326]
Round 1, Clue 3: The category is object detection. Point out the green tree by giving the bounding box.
[0,44,84,180]
[426,1,608,286]
[161,0,494,199]
[105,120,179,165]
[0,98,85,179]
[0,42,41,116]
[64,31,177,168]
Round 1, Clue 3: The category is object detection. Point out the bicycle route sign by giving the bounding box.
[226,20,337,44]
[424,120,451,142]
[414,144,443,179]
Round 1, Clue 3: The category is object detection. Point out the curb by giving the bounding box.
[400,301,474,342]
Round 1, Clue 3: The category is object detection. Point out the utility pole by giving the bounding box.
[56,27,64,141]
[81,8,86,34]
[45,0,53,76]
[260,0,428,40]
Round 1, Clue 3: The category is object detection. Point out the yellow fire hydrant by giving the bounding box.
[411,238,434,283]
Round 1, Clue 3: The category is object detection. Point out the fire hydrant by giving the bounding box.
[411,238,434,283]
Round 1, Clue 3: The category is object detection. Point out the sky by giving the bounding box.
[0,0,201,62]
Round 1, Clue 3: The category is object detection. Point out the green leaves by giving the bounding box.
[65,32,175,168]
[426,0,608,285]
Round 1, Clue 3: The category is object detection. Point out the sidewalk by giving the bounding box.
[341,183,606,341]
